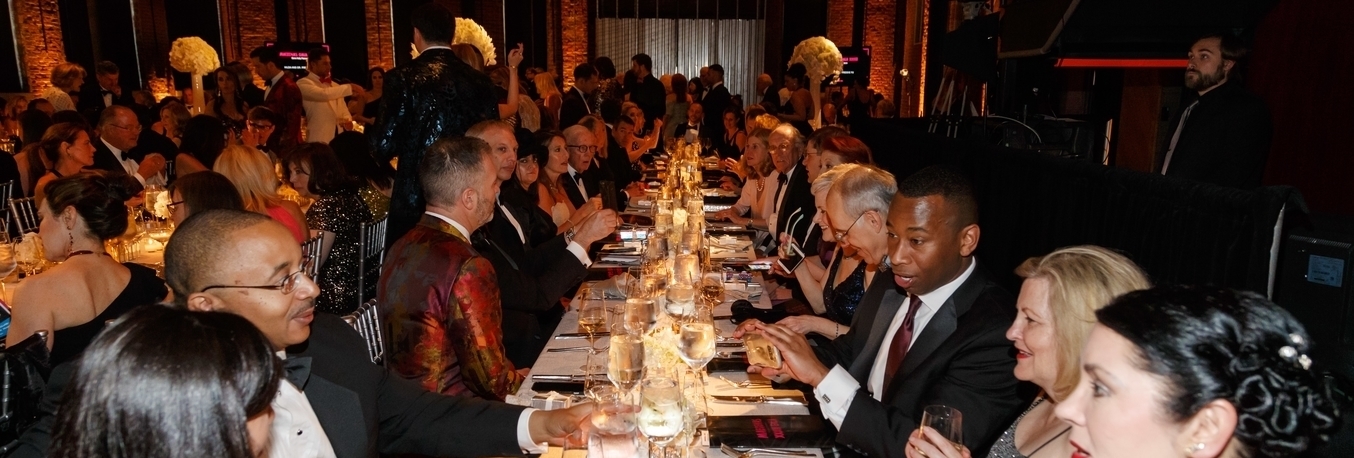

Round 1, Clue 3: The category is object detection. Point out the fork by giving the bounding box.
[719,443,815,457]
[719,376,771,389]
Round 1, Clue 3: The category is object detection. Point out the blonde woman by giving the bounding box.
[153,102,191,147]
[212,144,308,243]
[714,127,778,230]
[534,73,562,129]
[43,63,86,112]
[907,245,1151,458]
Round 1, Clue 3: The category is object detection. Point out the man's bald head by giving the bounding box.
[165,209,277,307]
[562,125,595,172]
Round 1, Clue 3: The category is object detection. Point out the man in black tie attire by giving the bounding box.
[77,61,135,124]
[701,64,732,135]
[559,64,598,129]
[561,125,598,209]
[739,165,1024,457]
[673,102,707,142]
[767,123,821,256]
[11,209,591,457]
[467,121,619,365]
[627,54,667,133]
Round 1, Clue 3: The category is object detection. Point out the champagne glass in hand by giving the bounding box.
[916,405,964,453]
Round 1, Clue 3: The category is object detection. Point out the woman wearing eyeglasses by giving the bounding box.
[7,171,169,366]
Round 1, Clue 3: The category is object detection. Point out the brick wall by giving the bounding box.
[826,0,854,47]
[14,0,66,94]
[365,0,395,71]
[289,0,325,43]
[559,0,588,86]
[219,0,277,64]
[863,0,895,105]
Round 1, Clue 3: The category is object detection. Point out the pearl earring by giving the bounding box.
[1185,442,1205,454]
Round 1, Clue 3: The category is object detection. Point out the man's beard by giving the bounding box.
[1185,66,1226,91]
[476,195,496,226]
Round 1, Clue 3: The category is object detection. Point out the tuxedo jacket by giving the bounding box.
[11,313,527,458]
[90,136,143,176]
[298,73,354,143]
[773,165,822,256]
[1154,80,1272,189]
[76,84,134,123]
[558,86,592,129]
[814,263,1025,458]
[264,72,304,148]
[673,122,711,142]
[701,83,732,131]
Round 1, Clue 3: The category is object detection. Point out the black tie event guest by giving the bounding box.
[214,145,310,243]
[673,101,707,142]
[907,246,1151,458]
[283,143,375,316]
[767,123,822,256]
[7,172,167,366]
[32,123,96,204]
[173,115,230,176]
[778,63,814,132]
[592,57,623,113]
[298,48,364,144]
[209,65,251,133]
[717,106,748,159]
[713,127,778,230]
[559,63,599,129]
[152,100,190,148]
[662,73,690,141]
[49,306,281,458]
[628,53,667,132]
[90,106,167,186]
[561,124,599,209]
[371,3,499,248]
[242,106,283,159]
[701,64,732,138]
[738,165,1025,457]
[801,126,851,183]
[230,59,268,109]
[330,130,393,221]
[378,137,525,399]
[249,46,304,149]
[76,61,134,124]
[582,114,643,198]
[535,130,598,228]
[467,122,619,366]
[1155,33,1272,189]
[1054,286,1341,458]
[167,170,246,225]
[756,72,778,112]
[41,62,84,113]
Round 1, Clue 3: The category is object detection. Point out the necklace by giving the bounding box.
[66,250,110,259]
[756,177,765,192]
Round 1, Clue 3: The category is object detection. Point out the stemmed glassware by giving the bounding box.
[638,375,684,457]
[0,229,17,302]
[577,288,607,374]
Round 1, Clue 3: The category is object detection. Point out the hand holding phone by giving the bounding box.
[776,241,806,273]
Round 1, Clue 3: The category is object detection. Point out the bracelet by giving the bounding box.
[835,323,840,338]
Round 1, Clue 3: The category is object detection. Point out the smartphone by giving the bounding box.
[747,261,773,271]
[599,180,619,211]
[776,241,806,273]
[744,333,783,369]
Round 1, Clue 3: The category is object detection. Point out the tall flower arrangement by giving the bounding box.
[168,37,220,114]
[788,37,844,129]
[453,18,497,66]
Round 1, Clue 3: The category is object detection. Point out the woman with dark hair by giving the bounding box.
[663,73,689,141]
[351,67,385,127]
[15,110,53,196]
[329,130,392,220]
[1052,285,1341,458]
[777,63,813,129]
[175,115,230,176]
[591,56,621,113]
[33,123,96,204]
[210,66,249,131]
[504,128,556,247]
[167,171,245,224]
[50,305,281,458]
[283,142,374,314]
[717,105,747,159]
[7,171,167,365]
[802,126,850,183]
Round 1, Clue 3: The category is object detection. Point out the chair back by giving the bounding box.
[0,181,14,203]
[341,299,385,364]
[356,217,388,307]
[0,330,50,454]
[8,198,39,235]
[300,234,324,279]
[164,159,176,183]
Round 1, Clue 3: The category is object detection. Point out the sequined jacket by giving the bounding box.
[377,214,523,400]
[369,49,499,247]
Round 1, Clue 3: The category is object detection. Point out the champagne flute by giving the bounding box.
[608,333,644,395]
[577,297,607,373]
[918,405,964,451]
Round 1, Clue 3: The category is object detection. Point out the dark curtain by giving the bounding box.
[1251,0,1354,216]
[854,118,1296,295]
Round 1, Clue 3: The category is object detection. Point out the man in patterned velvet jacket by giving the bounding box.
[377,136,524,400]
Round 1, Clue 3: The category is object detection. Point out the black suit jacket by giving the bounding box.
[559,86,592,129]
[13,313,528,458]
[1155,81,1272,189]
[89,137,141,176]
[673,122,710,142]
[631,75,667,131]
[814,263,1025,458]
[77,85,134,123]
[772,165,821,256]
[701,83,731,130]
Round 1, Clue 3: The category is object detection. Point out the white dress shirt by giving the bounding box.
[493,198,592,266]
[566,164,588,199]
[768,165,797,236]
[813,261,978,429]
[101,138,164,186]
[100,85,115,107]
[269,362,339,458]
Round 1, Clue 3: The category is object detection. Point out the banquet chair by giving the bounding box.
[8,198,39,235]
[342,299,385,365]
[163,159,176,183]
[356,217,388,307]
[300,234,324,279]
[0,330,50,454]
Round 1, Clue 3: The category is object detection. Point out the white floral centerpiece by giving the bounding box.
[168,37,220,114]
[453,18,497,66]
[150,189,173,220]
[788,37,844,129]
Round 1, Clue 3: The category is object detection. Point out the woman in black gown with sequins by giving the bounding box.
[283,143,374,315]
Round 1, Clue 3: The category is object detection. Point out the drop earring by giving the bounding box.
[1184,443,1205,454]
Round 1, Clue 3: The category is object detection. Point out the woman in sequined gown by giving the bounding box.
[905,246,1150,458]
[330,131,392,221]
[283,143,375,315]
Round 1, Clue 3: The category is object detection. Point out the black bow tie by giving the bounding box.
[101,89,114,96]
[284,356,313,388]
[264,79,274,88]
[777,173,788,185]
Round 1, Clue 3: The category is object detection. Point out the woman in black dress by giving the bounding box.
[282,143,374,315]
[352,67,384,127]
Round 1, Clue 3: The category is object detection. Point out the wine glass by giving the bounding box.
[588,381,640,458]
[638,376,684,452]
[577,296,607,374]
[665,283,696,322]
[0,231,16,301]
[918,405,964,451]
[677,310,716,372]
[699,272,725,307]
[607,333,644,397]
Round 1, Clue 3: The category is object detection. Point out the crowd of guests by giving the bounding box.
[0,3,1340,458]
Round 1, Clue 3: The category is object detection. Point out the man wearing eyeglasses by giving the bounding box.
[561,125,598,208]
[767,123,821,257]
[90,105,166,186]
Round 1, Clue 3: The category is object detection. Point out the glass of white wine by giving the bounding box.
[918,405,964,451]
[699,272,725,307]
[577,297,607,374]
[677,310,717,372]
[638,376,684,455]
[0,230,16,301]
[607,333,644,397]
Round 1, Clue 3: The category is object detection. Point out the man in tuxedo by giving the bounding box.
[559,63,598,129]
[701,64,732,132]
[372,2,498,247]
[298,47,364,143]
[10,208,591,457]
[757,73,778,111]
[742,165,1024,457]
[1155,33,1271,189]
[467,121,618,366]
[628,54,666,132]
[77,61,134,124]
[250,46,304,148]
[560,125,597,209]
[767,123,821,256]
[673,102,707,141]
[91,106,166,186]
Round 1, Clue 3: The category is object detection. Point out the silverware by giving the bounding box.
[718,376,771,389]
[555,332,609,339]
[531,374,607,382]
[546,346,604,353]
[720,443,816,457]
[709,395,806,405]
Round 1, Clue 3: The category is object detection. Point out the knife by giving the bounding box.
[716,341,745,348]
[709,395,807,405]
[532,374,608,382]
[556,332,609,339]
[546,346,595,353]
